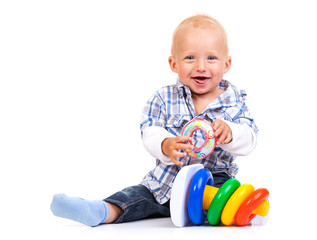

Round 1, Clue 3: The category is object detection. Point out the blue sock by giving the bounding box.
[50,193,109,227]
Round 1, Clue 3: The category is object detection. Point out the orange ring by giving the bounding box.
[235,188,269,226]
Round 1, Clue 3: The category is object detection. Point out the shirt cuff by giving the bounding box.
[142,126,175,165]
[218,120,257,156]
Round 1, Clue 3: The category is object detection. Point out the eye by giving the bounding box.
[185,56,195,60]
[207,56,216,61]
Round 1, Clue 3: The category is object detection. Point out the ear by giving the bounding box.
[223,56,232,74]
[168,56,178,73]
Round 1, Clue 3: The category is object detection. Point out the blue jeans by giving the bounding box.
[104,172,230,223]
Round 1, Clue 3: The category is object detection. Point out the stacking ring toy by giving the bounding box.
[235,188,270,226]
[181,118,216,159]
[170,164,270,227]
[188,168,214,225]
[207,178,241,225]
[221,183,255,225]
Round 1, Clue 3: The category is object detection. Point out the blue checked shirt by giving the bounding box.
[140,79,258,204]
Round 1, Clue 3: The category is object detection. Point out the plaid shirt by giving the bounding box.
[140,79,258,204]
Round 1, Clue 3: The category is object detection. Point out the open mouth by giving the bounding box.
[192,76,210,85]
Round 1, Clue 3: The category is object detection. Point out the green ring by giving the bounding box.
[207,178,241,225]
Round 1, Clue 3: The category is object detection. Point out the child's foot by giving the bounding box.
[50,193,109,227]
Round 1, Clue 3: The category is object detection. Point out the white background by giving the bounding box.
[1,0,316,239]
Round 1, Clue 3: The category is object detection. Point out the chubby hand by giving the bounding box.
[212,119,232,145]
[161,136,194,166]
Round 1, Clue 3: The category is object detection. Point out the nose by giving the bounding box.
[195,59,206,72]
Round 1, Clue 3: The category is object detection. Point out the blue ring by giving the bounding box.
[188,168,214,225]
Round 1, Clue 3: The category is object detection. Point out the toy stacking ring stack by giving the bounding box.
[170,164,270,227]
[181,118,217,159]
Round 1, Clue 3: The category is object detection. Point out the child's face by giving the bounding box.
[169,26,231,97]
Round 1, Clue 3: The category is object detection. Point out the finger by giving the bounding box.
[222,133,232,144]
[217,135,225,145]
[214,125,224,137]
[174,151,187,158]
[176,143,194,151]
[212,119,221,129]
[217,131,232,145]
[176,136,192,143]
[170,155,183,166]
[212,121,223,135]
[217,130,228,144]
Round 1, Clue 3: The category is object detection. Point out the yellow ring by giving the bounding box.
[221,184,255,225]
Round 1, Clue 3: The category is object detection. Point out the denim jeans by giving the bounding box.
[104,172,230,223]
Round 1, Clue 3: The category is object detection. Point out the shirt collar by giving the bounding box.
[176,78,246,108]
[176,78,191,98]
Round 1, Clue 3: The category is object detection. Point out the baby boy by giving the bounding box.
[51,14,258,226]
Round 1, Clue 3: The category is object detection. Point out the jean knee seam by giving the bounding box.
[123,196,155,208]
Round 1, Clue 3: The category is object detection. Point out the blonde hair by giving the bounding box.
[171,14,229,56]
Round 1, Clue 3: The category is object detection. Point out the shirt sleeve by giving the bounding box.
[217,88,259,156]
[140,91,167,130]
[142,126,175,165]
[140,91,174,165]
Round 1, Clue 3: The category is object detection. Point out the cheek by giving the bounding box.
[211,64,225,76]
[178,64,192,76]
[175,67,185,79]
